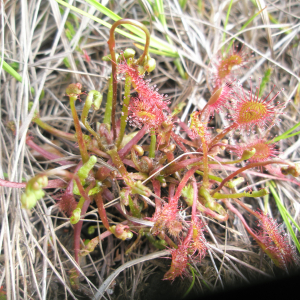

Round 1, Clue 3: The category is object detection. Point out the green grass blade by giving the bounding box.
[134,43,179,57]
[259,68,272,97]
[269,121,300,144]
[56,0,176,55]
[226,8,264,53]
[85,0,122,22]
[222,0,234,52]
[152,0,186,78]
[153,0,172,46]
[182,265,195,298]
[275,131,300,141]
[0,57,35,94]
[179,0,188,10]
[0,57,23,82]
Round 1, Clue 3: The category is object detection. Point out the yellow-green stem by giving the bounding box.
[34,117,76,141]
[107,147,134,187]
[81,91,105,151]
[69,96,89,163]
[116,70,132,148]
[149,131,156,159]
[200,138,209,188]
[213,188,269,199]
[103,76,113,128]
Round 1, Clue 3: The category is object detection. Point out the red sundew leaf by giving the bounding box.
[235,138,279,163]
[118,60,172,132]
[127,97,167,131]
[230,81,285,131]
[207,82,233,113]
[256,211,300,270]
[164,244,189,281]
[212,47,248,88]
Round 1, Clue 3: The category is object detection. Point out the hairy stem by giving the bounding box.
[171,166,199,206]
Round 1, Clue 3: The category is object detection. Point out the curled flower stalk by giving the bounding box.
[107,18,151,140]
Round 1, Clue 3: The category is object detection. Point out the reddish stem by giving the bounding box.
[95,192,110,231]
[183,178,198,247]
[162,156,202,176]
[208,123,238,149]
[169,183,175,199]
[69,96,89,164]
[233,198,261,219]
[212,160,291,195]
[223,199,258,240]
[73,182,94,269]
[171,166,199,206]
[107,19,150,140]
[34,117,76,141]
[118,126,147,159]
[170,131,190,153]
[197,201,229,222]
[176,119,196,140]
[0,178,66,189]
[152,179,162,217]
[73,198,90,269]
[26,139,70,166]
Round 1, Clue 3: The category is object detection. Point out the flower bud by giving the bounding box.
[66,83,82,97]
[70,208,81,224]
[102,53,119,62]
[37,175,48,188]
[21,192,37,210]
[225,177,244,188]
[86,91,102,110]
[144,57,156,73]
[123,48,136,59]
[110,224,133,240]
[132,144,144,156]
[88,226,96,235]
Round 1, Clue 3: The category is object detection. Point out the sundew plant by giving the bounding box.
[1,1,300,299]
